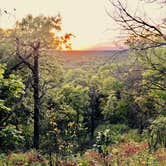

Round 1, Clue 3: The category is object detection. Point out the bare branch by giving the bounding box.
[15,38,34,72]
[110,0,166,45]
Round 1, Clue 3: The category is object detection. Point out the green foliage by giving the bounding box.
[22,124,34,149]
[0,153,6,166]
[94,124,129,155]
[94,129,114,155]
[0,64,25,152]
[0,12,165,165]
[0,44,13,62]
[103,95,130,124]
[13,14,73,50]
[41,84,90,156]
[0,125,24,152]
[59,84,89,112]
[0,64,24,114]
[149,116,166,150]
[120,129,143,143]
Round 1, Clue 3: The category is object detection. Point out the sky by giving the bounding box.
[0,0,165,50]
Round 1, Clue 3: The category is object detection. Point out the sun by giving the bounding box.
[70,36,98,50]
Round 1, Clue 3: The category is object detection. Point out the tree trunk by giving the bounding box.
[33,46,40,149]
[90,108,95,140]
[89,87,97,141]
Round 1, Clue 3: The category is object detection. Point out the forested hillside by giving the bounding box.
[0,0,166,165]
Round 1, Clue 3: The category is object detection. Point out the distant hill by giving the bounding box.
[48,49,130,69]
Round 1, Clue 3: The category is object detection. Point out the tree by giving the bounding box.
[0,64,25,152]
[110,0,166,49]
[110,0,166,69]
[1,15,73,149]
[0,64,24,127]
[110,0,166,131]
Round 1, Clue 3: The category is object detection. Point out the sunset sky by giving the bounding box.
[0,0,165,50]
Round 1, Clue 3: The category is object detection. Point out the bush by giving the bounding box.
[82,150,105,166]
[7,153,28,166]
[93,124,129,155]
[119,129,144,143]
[3,151,48,166]
[149,116,166,150]
[0,125,24,152]
[155,148,166,165]
[0,154,6,166]
[110,141,161,166]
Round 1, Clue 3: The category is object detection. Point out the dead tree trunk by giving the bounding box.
[33,42,40,149]
[16,39,41,150]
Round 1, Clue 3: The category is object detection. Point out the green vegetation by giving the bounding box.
[0,1,166,165]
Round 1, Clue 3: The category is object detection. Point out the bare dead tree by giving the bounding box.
[143,0,166,4]
[109,0,166,50]
[108,0,166,113]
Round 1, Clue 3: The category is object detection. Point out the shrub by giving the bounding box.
[0,125,24,152]
[119,129,143,143]
[0,153,6,166]
[7,153,28,166]
[149,116,166,150]
[6,151,48,166]
[83,149,105,166]
[93,124,128,155]
[155,148,166,165]
[110,141,159,166]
